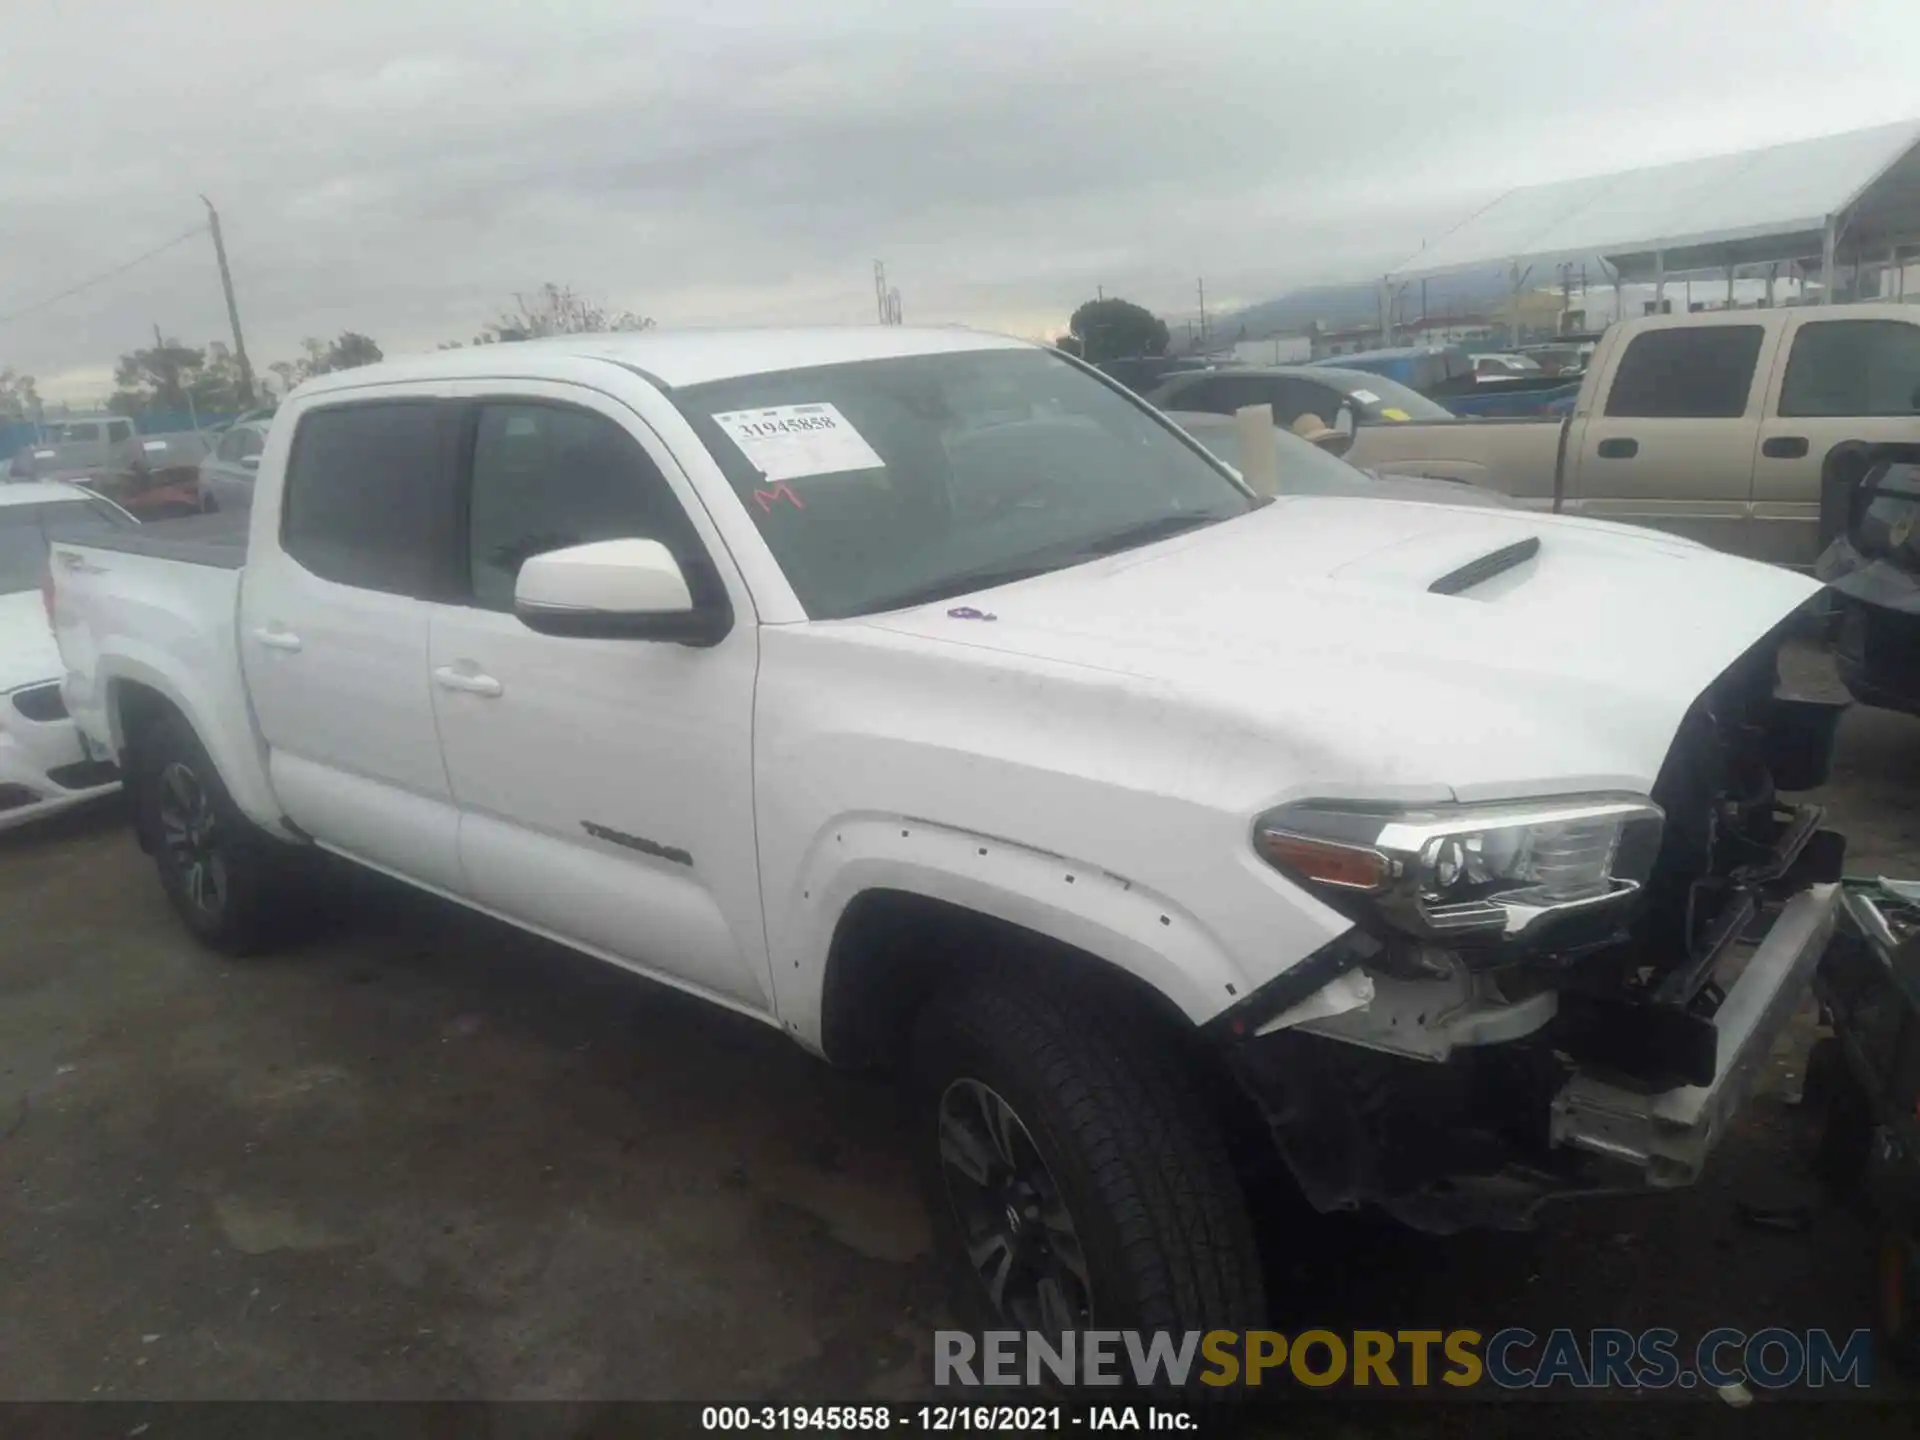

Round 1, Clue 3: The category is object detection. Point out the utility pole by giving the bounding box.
[152,322,201,431]
[200,196,255,405]
[872,260,902,325]
[1196,277,1207,351]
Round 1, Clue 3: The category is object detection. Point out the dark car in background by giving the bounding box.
[1819,441,1920,716]
[1165,409,1509,508]
[1147,364,1454,434]
[1090,354,1216,393]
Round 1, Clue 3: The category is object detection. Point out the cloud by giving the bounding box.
[2,0,1915,401]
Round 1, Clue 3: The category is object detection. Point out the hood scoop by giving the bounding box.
[1428,536,1541,596]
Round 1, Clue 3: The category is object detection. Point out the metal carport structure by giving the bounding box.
[1384,119,1920,333]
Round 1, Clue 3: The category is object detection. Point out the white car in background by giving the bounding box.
[1469,352,1546,382]
[197,419,271,513]
[0,482,136,829]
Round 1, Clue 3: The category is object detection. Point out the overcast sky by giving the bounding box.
[3,0,1916,402]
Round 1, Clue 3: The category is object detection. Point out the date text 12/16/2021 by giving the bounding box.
[700,1405,1195,1432]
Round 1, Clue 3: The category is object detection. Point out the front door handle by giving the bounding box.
[1762,435,1810,459]
[433,665,503,698]
[251,627,302,652]
[1596,438,1639,459]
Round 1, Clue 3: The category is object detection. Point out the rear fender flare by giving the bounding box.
[99,655,282,831]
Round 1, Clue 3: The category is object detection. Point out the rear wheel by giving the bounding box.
[137,713,304,954]
[913,966,1265,1385]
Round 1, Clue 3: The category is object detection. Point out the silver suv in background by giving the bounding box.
[197,419,270,512]
[6,415,137,483]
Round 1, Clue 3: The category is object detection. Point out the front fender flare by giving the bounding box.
[770,814,1258,1055]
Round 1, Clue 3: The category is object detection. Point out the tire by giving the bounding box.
[1879,1225,1920,1377]
[1801,1036,1873,1195]
[913,965,1265,1388]
[134,711,304,955]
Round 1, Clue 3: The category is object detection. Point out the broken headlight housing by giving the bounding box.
[1255,795,1664,944]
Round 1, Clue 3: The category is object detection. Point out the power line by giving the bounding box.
[0,224,207,329]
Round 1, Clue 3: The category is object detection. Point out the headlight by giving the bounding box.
[1255,795,1663,943]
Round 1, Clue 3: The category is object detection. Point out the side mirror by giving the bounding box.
[513,537,729,645]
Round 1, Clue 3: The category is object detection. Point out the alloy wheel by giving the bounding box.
[157,760,227,920]
[937,1077,1094,1334]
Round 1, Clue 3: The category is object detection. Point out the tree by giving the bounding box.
[1067,298,1170,362]
[0,368,40,422]
[267,332,385,394]
[108,337,245,416]
[1051,333,1085,358]
[453,283,655,346]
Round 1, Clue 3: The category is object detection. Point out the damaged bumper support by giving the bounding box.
[1224,882,1841,1233]
[1550,882,1839,1187]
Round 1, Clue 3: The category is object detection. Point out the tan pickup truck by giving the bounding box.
[1346,304,1920,566]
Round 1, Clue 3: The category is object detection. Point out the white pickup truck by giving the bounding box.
[50,327,1851,1342]
[1348,303,1920,567]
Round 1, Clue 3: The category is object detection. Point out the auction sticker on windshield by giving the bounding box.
[712,403,883,482]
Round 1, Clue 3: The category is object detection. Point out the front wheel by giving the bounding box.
[913,967,1265,1373]
[136,713,303,954]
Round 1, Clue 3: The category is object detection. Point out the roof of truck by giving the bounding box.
[293,326,1034,398]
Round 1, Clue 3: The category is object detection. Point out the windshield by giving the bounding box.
[1172,418,1381,496]
[1319,371,1453,422]
[675,348,1255,618]
[0,499,133,593]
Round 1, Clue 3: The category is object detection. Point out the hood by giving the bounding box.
[863,499,1820,803]
[1354,469,1510,509]
[0,588,60,694]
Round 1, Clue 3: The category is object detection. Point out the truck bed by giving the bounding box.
[80,509,248,569]
[50,513,274,825]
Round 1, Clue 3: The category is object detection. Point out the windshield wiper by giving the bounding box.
[859,512,1236,616]
[1073,510,1233,557]
[861,557,1076,614]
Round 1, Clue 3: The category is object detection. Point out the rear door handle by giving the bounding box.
[251,627,302,652]
[1596,438,1639,459]
[1762,435,1810,459]
[433,665,503,698]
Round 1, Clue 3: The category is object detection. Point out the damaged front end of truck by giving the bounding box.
[1213,617,1852,1233]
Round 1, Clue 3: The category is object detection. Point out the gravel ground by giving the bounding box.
[0,644,1915,1428]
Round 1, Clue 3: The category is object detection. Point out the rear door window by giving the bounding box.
[281,402,449,596]
[1604,326,1764,419]
[1779,320,1920,417]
